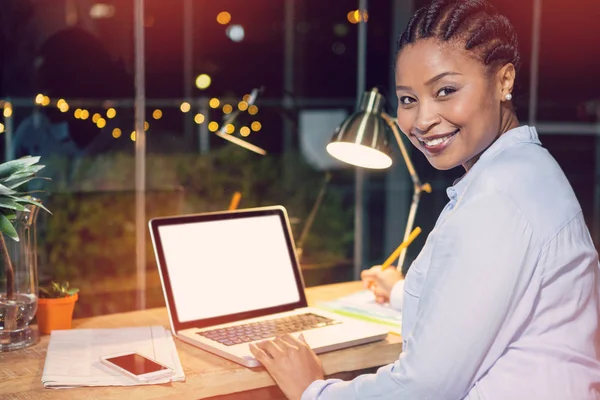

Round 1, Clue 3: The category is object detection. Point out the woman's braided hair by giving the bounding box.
[397,0,520,72]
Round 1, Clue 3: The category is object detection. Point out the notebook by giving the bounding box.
[149,205,388,367]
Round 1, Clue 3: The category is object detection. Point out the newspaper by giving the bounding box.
[42,326,185,388]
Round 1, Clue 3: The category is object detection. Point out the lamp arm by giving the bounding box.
[380,112,431,271]
[380,112,425,190]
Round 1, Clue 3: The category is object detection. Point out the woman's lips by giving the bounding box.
[417,129,459,155]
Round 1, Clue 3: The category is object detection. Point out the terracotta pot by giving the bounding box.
[36,293,79,335]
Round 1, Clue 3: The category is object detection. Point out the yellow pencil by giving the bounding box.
[228,191,242,211]
[381,227,422,271]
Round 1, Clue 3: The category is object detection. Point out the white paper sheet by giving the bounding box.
[318,290,403,334]
[42,326,185,388]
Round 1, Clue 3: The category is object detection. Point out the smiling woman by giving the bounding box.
[252,1,600,399]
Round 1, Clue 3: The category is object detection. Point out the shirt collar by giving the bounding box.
[446,125,541,201]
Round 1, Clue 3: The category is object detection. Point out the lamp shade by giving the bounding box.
[326,88,392,169]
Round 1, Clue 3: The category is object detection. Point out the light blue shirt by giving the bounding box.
[302,125,600,400]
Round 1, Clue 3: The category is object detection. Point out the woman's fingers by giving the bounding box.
[254,339,285,358]
[249,343,272,366]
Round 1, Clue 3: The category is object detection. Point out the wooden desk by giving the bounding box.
[0,282,403,400]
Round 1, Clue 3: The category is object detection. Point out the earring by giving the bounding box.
[505,93,512,101]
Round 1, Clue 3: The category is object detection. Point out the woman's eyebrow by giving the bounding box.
[396,71,462,91]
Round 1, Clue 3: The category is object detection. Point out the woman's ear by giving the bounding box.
[497,63,516,100]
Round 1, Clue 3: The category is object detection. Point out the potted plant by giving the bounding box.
[36,281,79,334]
[0,156,50,351]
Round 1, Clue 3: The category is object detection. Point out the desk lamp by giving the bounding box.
[326,87,431,270]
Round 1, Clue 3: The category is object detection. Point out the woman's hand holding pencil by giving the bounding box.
[360,227,422,304]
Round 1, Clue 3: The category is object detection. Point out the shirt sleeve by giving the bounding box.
[301,191,539,400]
[389,278,405,311]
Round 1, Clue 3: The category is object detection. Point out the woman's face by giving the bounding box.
[395,39,511,171]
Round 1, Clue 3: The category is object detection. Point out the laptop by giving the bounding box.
[149,205,388,367]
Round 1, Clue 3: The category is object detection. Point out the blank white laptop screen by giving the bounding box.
[157,214,301,323]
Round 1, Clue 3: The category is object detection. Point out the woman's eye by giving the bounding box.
[399,96,415,105]
[437,87,456,97]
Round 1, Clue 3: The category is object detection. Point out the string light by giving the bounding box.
[240,126,251,137]
[180,102,191,113]
[248,105,258,115]
[242,94,251,102]
[194,113,205,124]
[92,113,101,123]
[251,121,262,132]
[74,109,82,119]
[238,101,248,111]
[96,118,107,128]
[209,98,220,108]
[35,94,44,105]
[112,128,122,138]
[80,109,90,120]
[106,108,116,118]
[41,96,50,106]
[208,121,219,132]
[152,109,162,120]
[225,124,235,134]
[222,104,233,114]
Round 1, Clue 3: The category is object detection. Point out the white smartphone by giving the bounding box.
[99,352,174,382]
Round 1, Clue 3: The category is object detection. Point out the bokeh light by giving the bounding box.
[180,102,191,113]
[240,126,251,137]
[208,121,219,132]
[248,105,258,115]
[226,25,245,42]
[112,128,122,138]
[225,124,235,134]
[106,108,116,118]
[3,104,12,118]
[209,98,220,108]
[195,74,211,89]
[194,113,205,124]
[251,121,262,132]
[152,109,162,119]
[347,10,368,24]
[216,11,231,25]
[222,104,233,114]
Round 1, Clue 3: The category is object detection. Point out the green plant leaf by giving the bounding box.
[0,198,28,212]
[0,182,16,196]
[5,176,50,190]
[1,210,16,220]
[0,213,19,241]
[0,165,46,183]
[11,196,51,214]
[0,156,41,180]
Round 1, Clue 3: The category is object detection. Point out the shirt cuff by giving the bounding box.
[389,279,405,311]
[301,379,343,400]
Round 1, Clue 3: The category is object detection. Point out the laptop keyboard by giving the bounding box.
[196,313,341,346]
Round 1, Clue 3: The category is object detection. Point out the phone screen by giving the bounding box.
[105,353,168,376]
